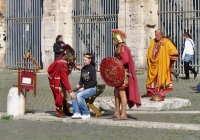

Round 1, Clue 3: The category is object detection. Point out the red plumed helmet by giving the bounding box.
[111,29,126,43]
[61,44,75,54]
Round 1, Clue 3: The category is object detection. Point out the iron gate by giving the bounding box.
[158,0,200,73]
[6,0,42,69]
[72,0,119,70]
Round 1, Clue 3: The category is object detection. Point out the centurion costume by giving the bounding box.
[47,44,75,117]
[100,29,141,108]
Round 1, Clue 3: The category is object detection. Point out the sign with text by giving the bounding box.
[21,71,34,85]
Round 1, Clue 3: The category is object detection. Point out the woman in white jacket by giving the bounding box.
[182,32,197,79]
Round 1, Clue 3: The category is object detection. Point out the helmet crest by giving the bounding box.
[111,29,126,43]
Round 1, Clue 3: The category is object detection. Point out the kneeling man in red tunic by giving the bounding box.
[47,44,76,118]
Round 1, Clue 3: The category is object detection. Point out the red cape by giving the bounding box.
[47,54,72,93]
[124,46,141,108]
[47,55,72,107]
[47,55,65,78]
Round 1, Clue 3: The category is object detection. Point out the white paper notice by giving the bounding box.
[22,77,31,84]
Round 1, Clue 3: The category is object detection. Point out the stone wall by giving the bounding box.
[118,0,158,69]
[41,0,158,71]
[0,0,158,71]
[0,0,6,69]
[41,0,72,71]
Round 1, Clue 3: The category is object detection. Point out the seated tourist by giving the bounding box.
[71,53,97,119]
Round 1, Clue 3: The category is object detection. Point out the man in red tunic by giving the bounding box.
[107,29,141,120]
[47,44,76,118]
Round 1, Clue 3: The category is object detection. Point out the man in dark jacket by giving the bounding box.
[53,35,65,60]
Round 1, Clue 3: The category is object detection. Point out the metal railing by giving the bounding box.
[72,0,119,71]
[6,0,42,70]
[158,0,200,74]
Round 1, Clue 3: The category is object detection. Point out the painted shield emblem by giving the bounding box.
[100,57,125,87]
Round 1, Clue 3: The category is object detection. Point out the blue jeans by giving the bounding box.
[196,82,200,92]
[72,87,96,115]
[184,54,193,62]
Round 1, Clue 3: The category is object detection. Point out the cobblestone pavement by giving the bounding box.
[1,70,200,112]
[1,70,200,123]
[1,70,200,139]
[0,119,200,140]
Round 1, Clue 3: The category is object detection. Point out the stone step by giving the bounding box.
[4,112,200,131]
[92,96,191,111]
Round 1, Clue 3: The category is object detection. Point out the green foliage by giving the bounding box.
[1,115,10,120]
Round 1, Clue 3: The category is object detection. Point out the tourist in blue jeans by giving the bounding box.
[71,53,97,119]
[182,32,197,79]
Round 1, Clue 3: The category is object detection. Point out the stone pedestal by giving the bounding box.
[7,87,25,116]
[93,97,191,111]
[131,97,191,111]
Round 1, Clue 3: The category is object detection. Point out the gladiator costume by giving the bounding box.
[111,29,141,108]
[100,29,141,108]
[47,44,75,117]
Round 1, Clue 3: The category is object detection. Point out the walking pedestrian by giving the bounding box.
[182,32,197,79]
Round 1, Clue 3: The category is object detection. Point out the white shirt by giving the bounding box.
[182,38,194,59]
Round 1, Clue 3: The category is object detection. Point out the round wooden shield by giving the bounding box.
[100,57,125,87]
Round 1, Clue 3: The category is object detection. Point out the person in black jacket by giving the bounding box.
[71,53,97,119]
[53,35,65,60]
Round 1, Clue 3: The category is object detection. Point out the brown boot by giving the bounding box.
[63,101,73,117]
[56,108,66,118]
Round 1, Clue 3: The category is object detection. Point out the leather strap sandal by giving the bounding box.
[106,114,120,119]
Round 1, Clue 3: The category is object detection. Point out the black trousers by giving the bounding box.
[171,66,179,77]
[184,61,196,78]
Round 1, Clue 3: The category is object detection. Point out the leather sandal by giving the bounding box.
[113,116,128,121]
[106,114,120,119]
[141,92,152,98]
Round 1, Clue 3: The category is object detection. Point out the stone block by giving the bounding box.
[131,97,191,111]
[93,97,191,111]
[118,0,158,69]
[41,0,73,70]
[7,87,25,116]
